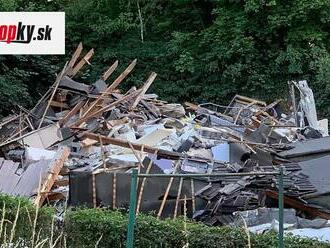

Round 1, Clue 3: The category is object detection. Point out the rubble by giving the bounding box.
[0,146,69,207]
[0,43,330,228]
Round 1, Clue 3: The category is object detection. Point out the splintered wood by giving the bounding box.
[0,42,325,228]
[34,147,70,207]
[0,42,160,148]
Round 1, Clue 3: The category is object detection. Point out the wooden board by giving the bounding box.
[34,147,70,207]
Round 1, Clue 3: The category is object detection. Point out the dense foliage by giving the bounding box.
[1,0,330,118]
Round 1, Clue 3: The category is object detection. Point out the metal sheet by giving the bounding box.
[278,136,330,160]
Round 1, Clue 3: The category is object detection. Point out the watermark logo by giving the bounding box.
[0,22,53,44]
[0,12,65,54]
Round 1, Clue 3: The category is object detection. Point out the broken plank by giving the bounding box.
[54,178,69,187]
[38,63,68,129]
[58,100,85,127]
[50,101,69,109]
[34,147,70,207]
[69,48,94,77]
[266,190,330,220]
[157,161,180,218]
[82,59,137,118]
[235,95,267,106]
[102,60,119,81]
[131,72,157,110]
[173,177,183,218]
[46,192,66,202]
[136,151,158,214]
[81,132,182,160]
[73,90,141,127]
[68,42,83,70]
[107,59,137,92]
[81,138,98,147]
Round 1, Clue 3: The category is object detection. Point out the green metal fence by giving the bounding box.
[126,167,284,248]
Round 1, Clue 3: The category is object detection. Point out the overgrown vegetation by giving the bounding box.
[0,0,330,118]
[0,194,54,247]
[1,195,329,247]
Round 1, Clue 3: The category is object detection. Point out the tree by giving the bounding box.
[1,0,330,118]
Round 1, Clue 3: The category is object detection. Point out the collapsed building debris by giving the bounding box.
[0,43,329,229]
[0,147,69,206]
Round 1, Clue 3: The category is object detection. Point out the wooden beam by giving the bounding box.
[81,138,98,147]
[266,190,330,220]
[38,63,68,129]
[82,59,137,118]
[0,115,20,128]
[68,42,83,70]
[46,192,66,202]
[92,174,97,208]
[70,48,94,77]
[158,161,180,218]
[73,90,141,127]
[107,59,137,92]
[34,147,70,207]
[136,151,157,214]
[58,101,85,127]
[184,102,232,120]
[184,102,199,111]
[25,116,35,130]
[102,60,119,81]
[50,101,69,109]
[113,173,117,209]
[131,72,157,110]
[81,132,182,160]
[54,178,69,187]
[235,95,267,106]
[173,177,183,218]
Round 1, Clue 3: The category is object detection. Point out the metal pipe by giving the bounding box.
[278,166,284,248]
[137,172,279,178]
[126,169,138,248]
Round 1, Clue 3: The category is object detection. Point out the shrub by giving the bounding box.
[65,208,330,248]
[0,195,328,247]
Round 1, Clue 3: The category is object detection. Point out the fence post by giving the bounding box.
[278,166,284,248]
[126,168,138,248]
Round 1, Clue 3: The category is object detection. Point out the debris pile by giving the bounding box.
[0,43,330,226]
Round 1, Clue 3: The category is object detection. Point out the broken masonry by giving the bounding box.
[0,43,329,227]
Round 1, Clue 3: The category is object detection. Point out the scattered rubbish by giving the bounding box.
[0,146,69,207]
[0,44,329,232]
